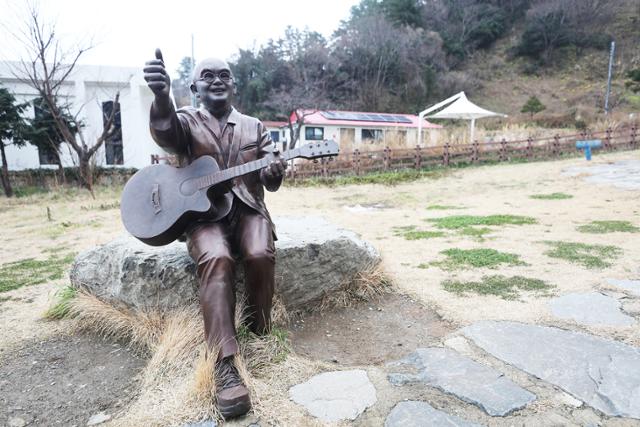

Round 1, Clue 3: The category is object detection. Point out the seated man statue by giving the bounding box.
[143,49,286,419]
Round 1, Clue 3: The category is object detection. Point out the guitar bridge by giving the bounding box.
[151,183,162,214]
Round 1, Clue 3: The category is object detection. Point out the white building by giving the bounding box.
[292,110,441,150]
[0,61,162,171]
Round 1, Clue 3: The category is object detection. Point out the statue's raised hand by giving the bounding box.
[144,49,171,100]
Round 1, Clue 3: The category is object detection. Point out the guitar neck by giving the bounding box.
[194,147,302,190]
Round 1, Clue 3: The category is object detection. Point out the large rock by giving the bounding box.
[70,217,380,311]
[463,321,640,419]
[388,348,535,416]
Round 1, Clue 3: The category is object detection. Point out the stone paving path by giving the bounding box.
[387,348,535,416]
[285,285,640,425]
[563,159,640,190]
[463,320,640,419]
[608,278,640,297]
[549,292,635,327]
[385,401,484,427]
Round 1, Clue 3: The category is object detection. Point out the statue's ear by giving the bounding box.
[232,81,238,96]
[190,83,197,95]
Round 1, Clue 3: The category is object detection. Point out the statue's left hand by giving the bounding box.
[263,150,287,179]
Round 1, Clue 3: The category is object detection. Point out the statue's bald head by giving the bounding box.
[192,57,232,83]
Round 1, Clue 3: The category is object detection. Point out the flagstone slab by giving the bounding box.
[387,348,535,416]
[385,401,484,427]
[289,370,376,422]
[607,279,640,297]
[463,321,640,419]
[549,292,635,327]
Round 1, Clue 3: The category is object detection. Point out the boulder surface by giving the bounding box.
[70,216,380,311]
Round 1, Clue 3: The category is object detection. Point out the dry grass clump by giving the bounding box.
[69,291,165,354]
[319,263,393,311]
[67,290,331,425]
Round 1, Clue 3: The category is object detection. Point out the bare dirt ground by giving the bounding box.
[1,150,639,426]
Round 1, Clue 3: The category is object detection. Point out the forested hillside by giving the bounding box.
[173,0,640,128]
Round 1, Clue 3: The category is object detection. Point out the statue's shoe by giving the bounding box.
[216,357,251,419]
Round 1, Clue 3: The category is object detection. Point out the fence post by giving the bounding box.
[443,143,450,166]
[354,149,361,175]
[552,134,560,157]
[414,145,422,169]
[383,146,391,170]
[321,157,328,177]
[632,126,638,149]
[499,138,507,162]
[605,127,612,150]
[471,140,479,163]
[526,137,533,159]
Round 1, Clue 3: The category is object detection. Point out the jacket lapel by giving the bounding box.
[226,108,243,168]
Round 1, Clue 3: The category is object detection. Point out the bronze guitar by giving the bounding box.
[120,140,339,246]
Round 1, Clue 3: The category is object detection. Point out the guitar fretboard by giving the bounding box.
[194,147,302,190]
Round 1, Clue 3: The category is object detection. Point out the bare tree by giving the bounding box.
[9,3,119,195]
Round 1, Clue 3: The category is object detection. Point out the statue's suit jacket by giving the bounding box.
[149,104,282,237]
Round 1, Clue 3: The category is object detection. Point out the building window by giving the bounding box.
[103,101,123,165]
[362,128,384,143]
[37,145,58,165]
[269,130,280,142]
[305,126,324,141]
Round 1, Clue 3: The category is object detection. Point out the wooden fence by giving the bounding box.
[150,126,638,180]
[287,126,638,180]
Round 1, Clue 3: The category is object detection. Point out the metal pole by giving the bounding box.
[604,40,615,114]
[191,33,197,108]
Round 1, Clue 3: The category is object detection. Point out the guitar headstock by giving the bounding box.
[297,140,339,159]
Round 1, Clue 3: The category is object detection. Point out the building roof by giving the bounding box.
[292,109,441,129]
[262,120,288,128]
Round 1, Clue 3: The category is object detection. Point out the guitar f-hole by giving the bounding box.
[151,183,162,214]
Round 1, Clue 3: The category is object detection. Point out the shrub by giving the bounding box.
[521,96,546,116]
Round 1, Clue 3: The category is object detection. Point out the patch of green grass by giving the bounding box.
[576,220,639,234]
[442,275,553,300]
[459,227,493,239]
[0,253,76,293]
[429,248,527,270]
[237,324,291,365]
[392,225,445,240]
[529,192,573,200]
[543,241,622,269]
[287,169,449,187]
[13,186,49,198]
[426,214,537,229]
[404,230,447,240]
[44,285,77,319]
[426,204,465,210]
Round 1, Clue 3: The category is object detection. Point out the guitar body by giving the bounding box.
[120,156,233,246]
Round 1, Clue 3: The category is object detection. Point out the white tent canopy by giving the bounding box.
[418,91,507,144]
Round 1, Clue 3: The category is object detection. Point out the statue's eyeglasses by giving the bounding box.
[198,70,232,83]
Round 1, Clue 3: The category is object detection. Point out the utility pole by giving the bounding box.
[604,40,615,115]
[191,33,197,107]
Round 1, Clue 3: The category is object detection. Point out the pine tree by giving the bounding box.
[521,96,546,116]
[0,85,31,197]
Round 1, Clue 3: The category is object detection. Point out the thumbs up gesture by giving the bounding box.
[143,48,171,100]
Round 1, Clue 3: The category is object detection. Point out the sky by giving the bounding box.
[0,0,360,77]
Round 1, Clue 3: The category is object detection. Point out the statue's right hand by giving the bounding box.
[144,48,171,99]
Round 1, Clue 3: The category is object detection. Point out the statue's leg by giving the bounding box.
[187,222,238,361]
[234,204,275,335]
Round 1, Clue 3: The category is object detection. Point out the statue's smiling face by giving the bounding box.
[191,58,234,112]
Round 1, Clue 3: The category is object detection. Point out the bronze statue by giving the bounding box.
[143,49,286,419]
